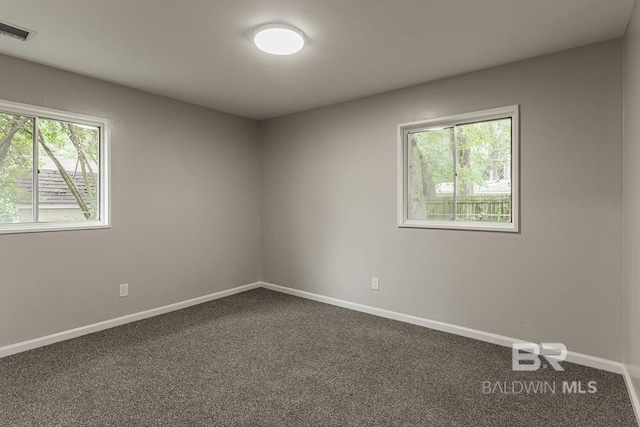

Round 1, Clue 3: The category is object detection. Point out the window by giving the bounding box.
[0,99,109,234]
[398,105,518,232]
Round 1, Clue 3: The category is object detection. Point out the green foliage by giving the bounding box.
[39,120,99,164]
[411,128,454,191]
[409,118,512,222]
[0,113,99,224]
[413,118,511,195]
[456,119,511,191]
[0,114,33,222]
[0,184,20,222]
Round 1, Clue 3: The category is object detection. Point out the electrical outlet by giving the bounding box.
[119,283,129,297]
[371,277,379,291]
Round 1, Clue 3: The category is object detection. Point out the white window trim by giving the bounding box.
[0,99,110,235]
[397,105,519,233]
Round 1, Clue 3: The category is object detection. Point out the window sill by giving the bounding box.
[398,219,518,233]
[0,221,111,235]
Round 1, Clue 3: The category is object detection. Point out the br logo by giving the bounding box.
[512,342,567,371]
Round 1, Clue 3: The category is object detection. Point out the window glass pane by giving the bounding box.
[0,113,34,224]
[407,128,455,220]
[455,118,512,223]
[37,119,99,222]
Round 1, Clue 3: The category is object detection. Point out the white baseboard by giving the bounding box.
[0,282,261,359]
[260,281,623,374]
[623,365,640,426]
[0,280,628,377]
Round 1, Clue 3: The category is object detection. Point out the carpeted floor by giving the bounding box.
[0,288,636,426]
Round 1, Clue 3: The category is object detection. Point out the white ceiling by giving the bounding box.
[0,0,635,120]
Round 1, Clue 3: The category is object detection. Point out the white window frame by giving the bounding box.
[397,105,519,232]
[0,99,110,234]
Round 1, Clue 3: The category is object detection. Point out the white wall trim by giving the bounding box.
[260,281,623,374]
[623,365,640,426]
[0,282,261,359]
[0,279,630,378]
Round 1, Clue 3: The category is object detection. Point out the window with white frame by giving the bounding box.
[0,100,109,234]
[398,105,518,232]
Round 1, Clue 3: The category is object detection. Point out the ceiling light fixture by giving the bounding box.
[253,23,305,56]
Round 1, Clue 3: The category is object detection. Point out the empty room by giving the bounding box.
[2,0,640,425]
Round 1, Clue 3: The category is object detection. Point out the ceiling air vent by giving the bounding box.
[0,22,30,41]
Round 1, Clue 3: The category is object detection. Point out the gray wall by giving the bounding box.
[0,37,627,365]
[0,54,261,347]
[624,0,640,401]
[261,40,623,361]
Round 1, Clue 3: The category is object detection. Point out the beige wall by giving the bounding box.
[0,54,261,347]
[624,0,640,400]
[261,40,623,361]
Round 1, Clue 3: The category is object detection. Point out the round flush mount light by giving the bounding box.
[254,23,305,55]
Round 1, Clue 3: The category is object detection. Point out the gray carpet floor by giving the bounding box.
[0,288,636,426]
